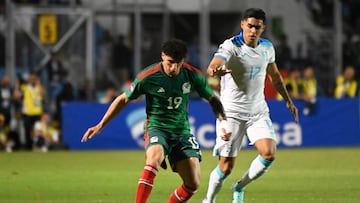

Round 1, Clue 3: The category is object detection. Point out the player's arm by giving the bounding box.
[207,57,232,77]
[267,63,299,124]
[208,95,226,121]
[207,95,232,141]
[81,92,130,142]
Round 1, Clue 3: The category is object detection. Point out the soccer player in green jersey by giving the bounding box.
[81,38,231,203]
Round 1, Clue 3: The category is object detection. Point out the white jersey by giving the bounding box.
[214,32,275,119]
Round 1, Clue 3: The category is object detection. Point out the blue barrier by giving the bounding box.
[62,98,360,150]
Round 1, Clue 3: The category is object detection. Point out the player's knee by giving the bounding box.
[145,158,163,170]
[219,161,235,175]
[260,152,275,161]
[223,165,234,175]
[184,179,200,191]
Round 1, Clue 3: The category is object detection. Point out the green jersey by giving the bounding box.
[125,62,214,134]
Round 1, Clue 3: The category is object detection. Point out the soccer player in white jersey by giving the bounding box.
[202,8,299,203]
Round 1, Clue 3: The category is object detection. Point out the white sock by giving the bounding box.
[233,155,273,191]
[204,165,229,202]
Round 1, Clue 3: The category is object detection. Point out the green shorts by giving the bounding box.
[145,128,202,168]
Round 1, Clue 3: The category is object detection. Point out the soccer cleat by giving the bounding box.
[231,184,245,203]
[232,189,245,203]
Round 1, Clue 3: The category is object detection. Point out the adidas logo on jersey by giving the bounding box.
[157,87,165,93]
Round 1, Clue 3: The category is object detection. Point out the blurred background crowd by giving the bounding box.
[0,0,359,152]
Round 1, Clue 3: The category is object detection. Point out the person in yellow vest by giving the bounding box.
[33,112,59,152]
[0,113,11,152]
[302,65,318,115]
[14,72,46,150]
[277,67,318,115]
[334,65,358,98]
[277,68,304,100]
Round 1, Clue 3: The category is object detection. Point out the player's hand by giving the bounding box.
[219,120,232,141]
[212,65,232,76]
[81,125,102,142]
[286,102,299,124]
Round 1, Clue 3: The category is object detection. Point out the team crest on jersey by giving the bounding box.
[150,136,159,143]
[182,82,191,94]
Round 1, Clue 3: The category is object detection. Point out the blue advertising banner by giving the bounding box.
[62,98,360,150]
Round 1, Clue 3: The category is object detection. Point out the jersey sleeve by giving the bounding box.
[124,77,143,100]
[268,45,276,64]
[213,39,234,62]
[193,72,214,99]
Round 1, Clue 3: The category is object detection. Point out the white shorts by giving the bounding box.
[213,113,277,157]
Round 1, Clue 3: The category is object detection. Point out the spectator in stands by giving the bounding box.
[32,112,59,152]
[113,35,133,86]
[52,69,75,126]
[45,52,66,92]
[275,33,293,70]
[0,110,20,152]
[0,75,14,129]
[97,30,119,88]
[14,72,45,150]
[44,52,67,116]
[277,67,317,115]
[334,65,358,98]
[0,74,22,150]
[277,68,303,100]
[98,83,117,104]
[0,113,11,152]
[76,78,96,101]
[302,65,318,115]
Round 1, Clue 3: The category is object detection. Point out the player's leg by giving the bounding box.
[202,156,234,203]
[203,118,245,203]
[167,133,202,203]
[135,144,164,203]
[168,157,200,203]
[232,115,277,203]
[232,139,276,188]
[136,129,169,203]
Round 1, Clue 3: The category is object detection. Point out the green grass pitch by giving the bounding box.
[1,147,360,203]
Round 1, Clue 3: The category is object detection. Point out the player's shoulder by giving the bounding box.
[20,83,29,90]
[182,63,204,75]
[258,37,274,47]
[230,34,245,47]
[137,62,162,81]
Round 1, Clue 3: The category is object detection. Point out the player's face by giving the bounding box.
[241,17,265,47]
[161,53,184,77]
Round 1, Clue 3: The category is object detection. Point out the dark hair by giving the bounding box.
[242,8,266,23]
[161,38,187,62]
